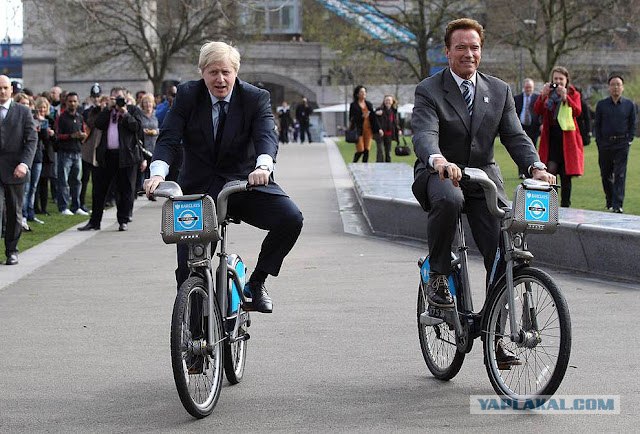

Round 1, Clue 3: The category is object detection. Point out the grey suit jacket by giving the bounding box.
[411,68,539,210]
[0,101,38,184]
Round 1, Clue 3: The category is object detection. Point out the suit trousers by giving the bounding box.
[90,150,136,226]
[0,180,26,256]
[598,145,629,209]
[175,190,303,288]
[426,173,501,280]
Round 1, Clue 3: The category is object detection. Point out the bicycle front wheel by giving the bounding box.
[417,282,465,380]
[483,267,571,408]
[170,276,224,418]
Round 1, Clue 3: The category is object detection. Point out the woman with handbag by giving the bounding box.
[534,66,584,207]
[374,95,403,162]
[349,85,383,162]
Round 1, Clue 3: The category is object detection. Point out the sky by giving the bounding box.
[1,0,23,43]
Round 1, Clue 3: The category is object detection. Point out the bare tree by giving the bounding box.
[486,0,631,83]
[30,0,244,94]
[358,0,484,81]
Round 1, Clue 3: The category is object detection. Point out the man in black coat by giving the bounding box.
[295,97,313,143]
[78,87,146,232]
[0,75,38,265]
[145,41,303,313]
[514,78,541,175]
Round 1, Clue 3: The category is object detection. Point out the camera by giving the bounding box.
[550,83,559,89]
[115,96,127,107]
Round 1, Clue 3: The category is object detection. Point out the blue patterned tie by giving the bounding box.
[461,80,473,116]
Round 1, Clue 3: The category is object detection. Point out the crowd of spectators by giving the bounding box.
[4,81,169,233]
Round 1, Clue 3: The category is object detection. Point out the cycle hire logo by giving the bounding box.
[524,190,550,222]
[173,200,204,232]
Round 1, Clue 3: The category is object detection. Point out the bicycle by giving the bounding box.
[153,180,252,418]
[416,168,571,408]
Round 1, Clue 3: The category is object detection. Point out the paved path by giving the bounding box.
[1,141,638,432]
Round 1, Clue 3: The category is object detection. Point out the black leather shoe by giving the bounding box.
[78,222,100,231]
[426,274,454,308]
[6,253,18,265]
[496,339,522,370]
[245,281,273,313]
[118,223,128,231]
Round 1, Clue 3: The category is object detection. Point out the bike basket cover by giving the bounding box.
[508,182,559,234]
[161,195,220,244]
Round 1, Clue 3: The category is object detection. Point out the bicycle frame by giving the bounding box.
[421,168,546,348]
[155,180,252,350]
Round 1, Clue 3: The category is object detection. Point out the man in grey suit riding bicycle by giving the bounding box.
[411,19,555,366]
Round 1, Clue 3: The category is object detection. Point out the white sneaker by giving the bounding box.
[75,208,89,216]
[61,209,74,216]
[32,217,45,224]
[21,217,31,231]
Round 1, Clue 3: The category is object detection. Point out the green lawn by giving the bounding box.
[336,137,639,215]
[16,182,92,253]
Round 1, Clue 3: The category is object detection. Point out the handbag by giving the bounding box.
[394,136,411,156]
[557,103,575,131]
[345,127,358,144]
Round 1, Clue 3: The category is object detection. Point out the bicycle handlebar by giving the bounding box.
[216,180,249,225]
[153,181,183,199]
[460,168,505,218]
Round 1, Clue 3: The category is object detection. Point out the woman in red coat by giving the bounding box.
[534,66,584,207]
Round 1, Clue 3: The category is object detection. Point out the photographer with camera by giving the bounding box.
[534,66,584,208]
[78,87,145,232]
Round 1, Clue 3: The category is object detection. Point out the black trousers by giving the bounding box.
[176,190,303,288]
[598,145,629,209]
[80,160,94,209]
[0,181,25,256]
[89,150,136,226]
[299,122,312,143]
[426,173,501,281]
[376,135,392,162]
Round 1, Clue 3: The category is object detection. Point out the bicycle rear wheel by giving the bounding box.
[223,310,249,384]
[171,276,224,418]
[483,267,571,408]
[417,282,465,380]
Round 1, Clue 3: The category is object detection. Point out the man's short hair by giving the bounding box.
[444,18,485,48]
[110,86,128,96]
[198,41,241,73]
[66,91,79,100]
[608,74,624,84]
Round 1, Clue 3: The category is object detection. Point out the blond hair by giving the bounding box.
[35,96,50,111]
[140,93,156,109]
[198,41,241,73]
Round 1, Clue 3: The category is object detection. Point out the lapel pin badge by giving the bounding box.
[483,97,489,103]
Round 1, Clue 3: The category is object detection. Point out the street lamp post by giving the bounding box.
[520,19,537,88]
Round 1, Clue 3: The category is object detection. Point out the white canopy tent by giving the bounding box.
[314,103,350,113]
[315,102,414,114]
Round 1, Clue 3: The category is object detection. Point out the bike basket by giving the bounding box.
[508,180,559,234]
[160,194,220,244]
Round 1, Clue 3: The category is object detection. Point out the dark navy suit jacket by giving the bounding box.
[153,78,285,198]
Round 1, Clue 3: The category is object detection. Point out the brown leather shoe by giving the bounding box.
[426,274,454,308]
[496,339,522,370]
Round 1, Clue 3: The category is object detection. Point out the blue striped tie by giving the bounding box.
[461,80,473,116]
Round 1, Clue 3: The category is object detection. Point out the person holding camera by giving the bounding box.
[54,92,88,216]
[534,66,584,207]
[78,87,146,232]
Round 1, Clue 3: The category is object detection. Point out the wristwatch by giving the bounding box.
[256,164,270,172]
[529,161,547,175]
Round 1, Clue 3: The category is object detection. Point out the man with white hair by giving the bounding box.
[146,41,303,314]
